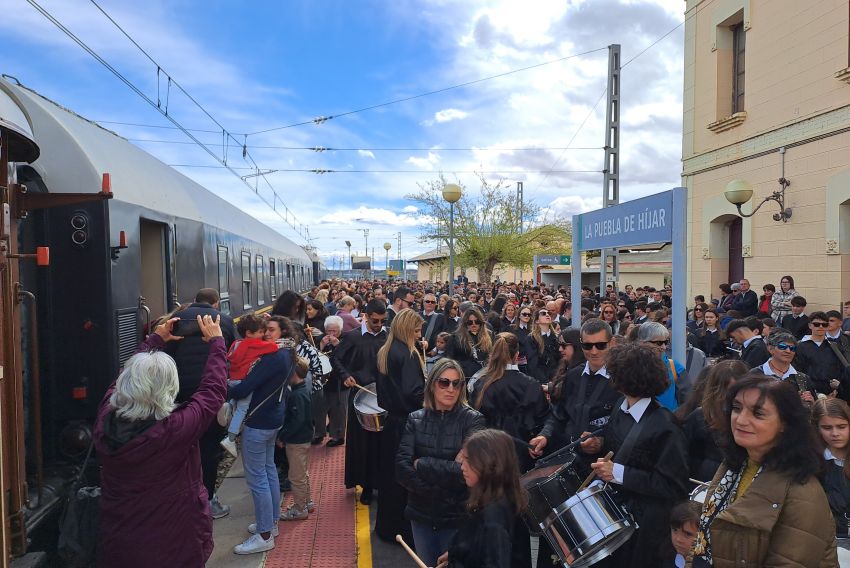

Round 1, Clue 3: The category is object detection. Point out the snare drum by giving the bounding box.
[317,352,333,376]
[689,484,708,505]
[522,453,635,568]
[353,384,386,432]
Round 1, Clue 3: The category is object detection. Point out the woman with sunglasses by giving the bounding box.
[374,309,427,544]
[599,303,620,335]
[528,308,562,385]
[445,307,494,379]
[396,359,485,567]
[687,303,709,332]
[637,322,683,411]
[443,299,460,334]
[752,330,816,405]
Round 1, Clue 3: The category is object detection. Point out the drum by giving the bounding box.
[318,352,333,376]
[689,484,708,505]
[522,453,635,568]
[353,384,386,432]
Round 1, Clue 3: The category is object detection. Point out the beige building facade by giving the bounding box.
[683,0,850,312]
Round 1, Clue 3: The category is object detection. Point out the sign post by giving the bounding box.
[571,188,688,363]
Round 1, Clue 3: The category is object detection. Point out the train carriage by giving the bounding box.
[0,76,313,554]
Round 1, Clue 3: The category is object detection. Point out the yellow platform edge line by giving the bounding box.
[355,487,373,568]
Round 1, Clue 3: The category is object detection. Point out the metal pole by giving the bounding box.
[671,187,688,364]
[449,202,455,288]
[600,44,621,298]
[572,215,582,330]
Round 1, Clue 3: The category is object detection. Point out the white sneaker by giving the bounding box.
[234,533,274,555]
[220,436,237,458]
[248,523,279,537]
[280,505,308,521]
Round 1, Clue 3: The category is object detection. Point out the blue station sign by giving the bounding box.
[576,190,674,251]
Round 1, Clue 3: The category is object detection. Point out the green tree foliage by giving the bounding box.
[407,174,571,283]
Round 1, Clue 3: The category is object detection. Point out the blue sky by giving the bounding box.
[3,0,685,268]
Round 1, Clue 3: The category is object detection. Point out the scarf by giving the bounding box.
[692,461,762,566]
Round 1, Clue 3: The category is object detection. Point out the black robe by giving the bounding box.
[445,331,494,379]
[335,327,386,490]
[740,336,770,368]
[601,400,689,568]
[528,332,561,385]
[374,340,425,543]
[446,498,514,568]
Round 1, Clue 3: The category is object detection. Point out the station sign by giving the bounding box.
[535,254,571,265]
[576,191,674,250]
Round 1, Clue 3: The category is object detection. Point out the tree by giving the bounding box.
[407,174,571,284]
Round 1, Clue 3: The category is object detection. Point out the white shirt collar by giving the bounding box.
[506,364,519,370]
[582,363,610,378]
[361,321,385,336]
[827,331,842,340]
[801,334,823,345]
[761,360,798,379]
[825,448,845,467]
[742,335,761,348]
[620,397,652,423]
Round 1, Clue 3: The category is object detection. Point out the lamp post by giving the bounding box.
[442,183,462,286]
[724,178,792,222]
[383,242,392,279]
[345,240,352,278]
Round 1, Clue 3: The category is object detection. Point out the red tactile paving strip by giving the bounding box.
[264,444,356,568]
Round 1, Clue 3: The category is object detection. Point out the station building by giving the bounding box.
[683,0,850,311]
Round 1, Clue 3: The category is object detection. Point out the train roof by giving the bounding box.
[0,77,311,263]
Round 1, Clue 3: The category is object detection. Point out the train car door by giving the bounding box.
[139,220,168,320]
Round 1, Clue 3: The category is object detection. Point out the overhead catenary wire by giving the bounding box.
[245,46,610,136]
[167,164,602,175]
[26,0,312,243]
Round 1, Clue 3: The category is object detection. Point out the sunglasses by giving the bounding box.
[435,377,463,390]
[424,300,436,304]
[467,319,481,325]
[774,343,797,352]
[538,311,550,316]
[811,322,829,328]
[602,310,615,315]
[558,342,570,348]
[520,312,531,317]
[648,339,670,346]
[581,341,609,351]
[694,308,703,312]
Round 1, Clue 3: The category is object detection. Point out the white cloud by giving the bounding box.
[402,205,419,213]
[546,195,604,218]
[317,206,425,227]
[434,108,469,123]
[358,149,376,159]
[405,152,441,170]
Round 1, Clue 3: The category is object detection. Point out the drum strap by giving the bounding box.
[573,374,609,439]
[613,405,649,467]
[424,313,439,342]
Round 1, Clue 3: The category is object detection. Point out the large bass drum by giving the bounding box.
[521,453,635,568]
[353,384,386,432]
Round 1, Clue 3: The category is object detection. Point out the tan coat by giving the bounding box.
[694,465,838,568]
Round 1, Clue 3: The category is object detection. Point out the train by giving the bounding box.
[0,75,320,563]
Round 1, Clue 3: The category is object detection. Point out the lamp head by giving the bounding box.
[383,242,392,251]
[724,179,753,206]
[345,240,351,247]
[442,183,462,203]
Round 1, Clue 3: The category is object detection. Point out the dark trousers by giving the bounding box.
[200,421,225,499]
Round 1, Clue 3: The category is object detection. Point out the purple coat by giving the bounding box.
[94,334,227,568]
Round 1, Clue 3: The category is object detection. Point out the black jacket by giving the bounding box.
[682,407,723,482]
[446,497,514,568]
[421,312,446,345]
[279,381,312,444]
[395,406,485,527]
[795,335,850,396]
[740,336,770,368]
[694,328,727,358]
[445,331,494,379]
[528,332,561,384]
[732,289,759,317]
[781,313,810,341]
[821,459,850,537]
[165,303,236,402]
[539,365,619,447]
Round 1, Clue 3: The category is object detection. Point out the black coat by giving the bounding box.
[821,459,850,537]
[740,336,770,368]
[732,289,759,317]
[446,498,514,568]
[781,313,810,340]
[602,400,689,567]
[682,407,723,482]
[694,328,727,358]
[471,369,550,470]
[421,312,446,345]
[164,303,236,402]
[795,336,850,396]
[445,331,494,379]
[335,327,387,489]
[528,332,561,384]
[395,406,485,528]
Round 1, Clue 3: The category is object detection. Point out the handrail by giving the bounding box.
[16,286,42,508]
[137,296,151,340]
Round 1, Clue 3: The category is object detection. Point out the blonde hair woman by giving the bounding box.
[445,307,493,379]
[375,308,426,544]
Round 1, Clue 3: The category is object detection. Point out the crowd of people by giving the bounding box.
[92,275,850,567]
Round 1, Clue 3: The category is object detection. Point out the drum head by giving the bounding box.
[353,384,385,413]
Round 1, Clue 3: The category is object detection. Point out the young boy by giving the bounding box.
[780,296,809,340]
[279,358,314,520]
[220,314,278,458]
[661,500,701,567]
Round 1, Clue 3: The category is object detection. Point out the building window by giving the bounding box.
[732,23,745,113]
[217,245,230,315]
[269,259,277,300]
[256,255,265,306]
[241,252,252,309]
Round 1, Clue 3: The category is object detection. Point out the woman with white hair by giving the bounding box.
[95,314,226,568]
[637,321,685,411]
[320,314,347,446]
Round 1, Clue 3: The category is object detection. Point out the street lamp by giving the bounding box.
[724,178,792,222]
[383,242,392,279]
[442,183,462,286]
[344,240,352,278]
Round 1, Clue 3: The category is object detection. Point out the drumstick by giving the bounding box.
[578,451,614,491]
[351,383,378,397]
[395,535,429,568]
[689,478,709,486]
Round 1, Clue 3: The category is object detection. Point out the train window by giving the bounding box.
[256,255,265,306]
[217,246,231,315]
[269,259,276,300]
[241,252,252,309]
[277,259,284,293]
[286,262,292,290]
